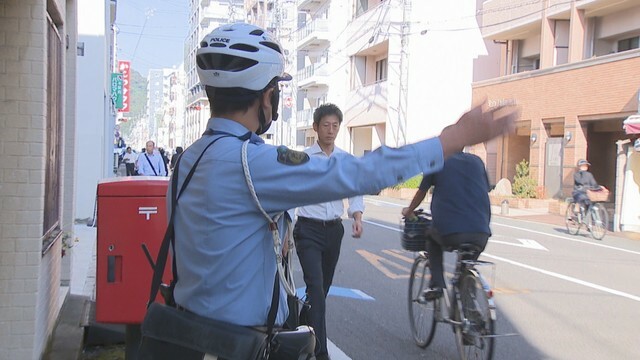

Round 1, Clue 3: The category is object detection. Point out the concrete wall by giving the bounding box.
[74,0,111,219]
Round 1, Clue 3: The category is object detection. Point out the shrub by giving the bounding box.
[512,159,537,198]
[392,174,423,189]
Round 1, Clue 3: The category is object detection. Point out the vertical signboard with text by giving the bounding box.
[117,60,131,113]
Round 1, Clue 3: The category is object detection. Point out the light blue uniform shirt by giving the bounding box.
[169,117,444,327]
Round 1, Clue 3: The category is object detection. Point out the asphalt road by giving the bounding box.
[296,196,640,360]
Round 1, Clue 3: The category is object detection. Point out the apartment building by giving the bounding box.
[296,0,488,155]
[144,67,187,151]
[0,0,85,358]
[473,0,640,231]
[183,0,245,147]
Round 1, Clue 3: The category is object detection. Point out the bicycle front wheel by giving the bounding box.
[565,202,581,235]
[455,272,495,360]
[589,204,608,240]
[408,254,437,348]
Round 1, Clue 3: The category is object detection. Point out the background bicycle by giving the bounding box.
[565,188,610,240]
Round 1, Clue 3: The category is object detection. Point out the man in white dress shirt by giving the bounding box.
[293,103,364,360]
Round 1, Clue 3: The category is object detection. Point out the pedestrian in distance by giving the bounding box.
[292,103,364,359]
[158,147,170,175]
[122,146,137,176]
[170,146,183,172]
[136,140,167,176]
[166,21,518,358]
[402,152,492,301]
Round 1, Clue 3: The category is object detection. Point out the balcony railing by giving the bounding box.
[298,0,328,12]
[345,80,388,127]
[297,109,314,128]
[296,63,329,86]
[298,19,330,50]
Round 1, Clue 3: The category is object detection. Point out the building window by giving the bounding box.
[618,37,639,52]
[44,14,63,239]
[355,0,368,17]
[375,58,387,82]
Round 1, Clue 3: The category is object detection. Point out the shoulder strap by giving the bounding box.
[144,153,158,176]
[146,135,231,306]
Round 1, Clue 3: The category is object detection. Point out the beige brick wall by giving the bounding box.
[0,0,76,358]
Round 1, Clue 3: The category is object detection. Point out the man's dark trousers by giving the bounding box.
[293,217,344,358]
[125,163,135,176]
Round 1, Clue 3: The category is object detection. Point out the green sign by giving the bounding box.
[111,73,124,109]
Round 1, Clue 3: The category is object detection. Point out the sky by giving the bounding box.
[115,0,190,77]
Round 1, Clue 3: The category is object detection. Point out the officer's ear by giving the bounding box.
[261,87,275,109]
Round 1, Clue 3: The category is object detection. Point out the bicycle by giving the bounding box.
[565,197,609,240]
[402,212,497,360]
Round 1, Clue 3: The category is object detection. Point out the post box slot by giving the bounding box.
[107,255,122,283]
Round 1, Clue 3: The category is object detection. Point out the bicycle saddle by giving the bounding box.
[444,243,482,255]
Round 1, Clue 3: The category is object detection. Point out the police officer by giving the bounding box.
[169,22,518,337]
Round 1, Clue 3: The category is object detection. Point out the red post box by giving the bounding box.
[96,177,172,324]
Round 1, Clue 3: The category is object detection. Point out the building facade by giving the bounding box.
[472,0,640,231]
[0,0,84,358]
[295,0,488,156]
[183,0,245,147]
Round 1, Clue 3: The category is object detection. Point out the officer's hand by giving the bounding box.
[352,220,363,238]
[440,99,519,158]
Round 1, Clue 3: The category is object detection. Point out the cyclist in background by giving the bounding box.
[402,152,491,300]
[572,159,603,212]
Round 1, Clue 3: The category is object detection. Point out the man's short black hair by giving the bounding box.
[206,78,279,118]
[313,103,343,126]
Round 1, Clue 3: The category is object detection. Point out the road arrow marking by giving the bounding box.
[489,238,548,251]
[356,249,411,279]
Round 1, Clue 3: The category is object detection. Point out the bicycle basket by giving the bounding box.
[587,188,609,202]
[400,215,431,252]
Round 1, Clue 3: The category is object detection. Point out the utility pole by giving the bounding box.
[396,0,411,146]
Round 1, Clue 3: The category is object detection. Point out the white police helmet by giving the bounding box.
[196,23,291,91]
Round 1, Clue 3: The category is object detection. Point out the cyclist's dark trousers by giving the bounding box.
[125,163,135,176]
[293,219,344,358]
[427,232,489,289]
[572,190,591,209]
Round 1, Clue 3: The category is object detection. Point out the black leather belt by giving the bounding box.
[297,216,342,227]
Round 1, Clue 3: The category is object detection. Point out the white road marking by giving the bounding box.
[364,197,404,207]
[489,238,548,251]
[362,219,400,231]
[493,222,640,256]
[328,339,351,359]
[483,253,640,302]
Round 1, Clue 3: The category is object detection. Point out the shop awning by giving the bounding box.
[623,115,640,134]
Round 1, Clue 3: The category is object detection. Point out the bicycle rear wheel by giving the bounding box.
[455,271,495,360]
[588,204,608,240]
[408,254,437,348]
[565,202,581,235]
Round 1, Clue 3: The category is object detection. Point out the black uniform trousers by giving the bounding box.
[293,217,344,357]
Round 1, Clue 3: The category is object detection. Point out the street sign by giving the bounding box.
[111,73,123,109]
[117,60,131,113]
